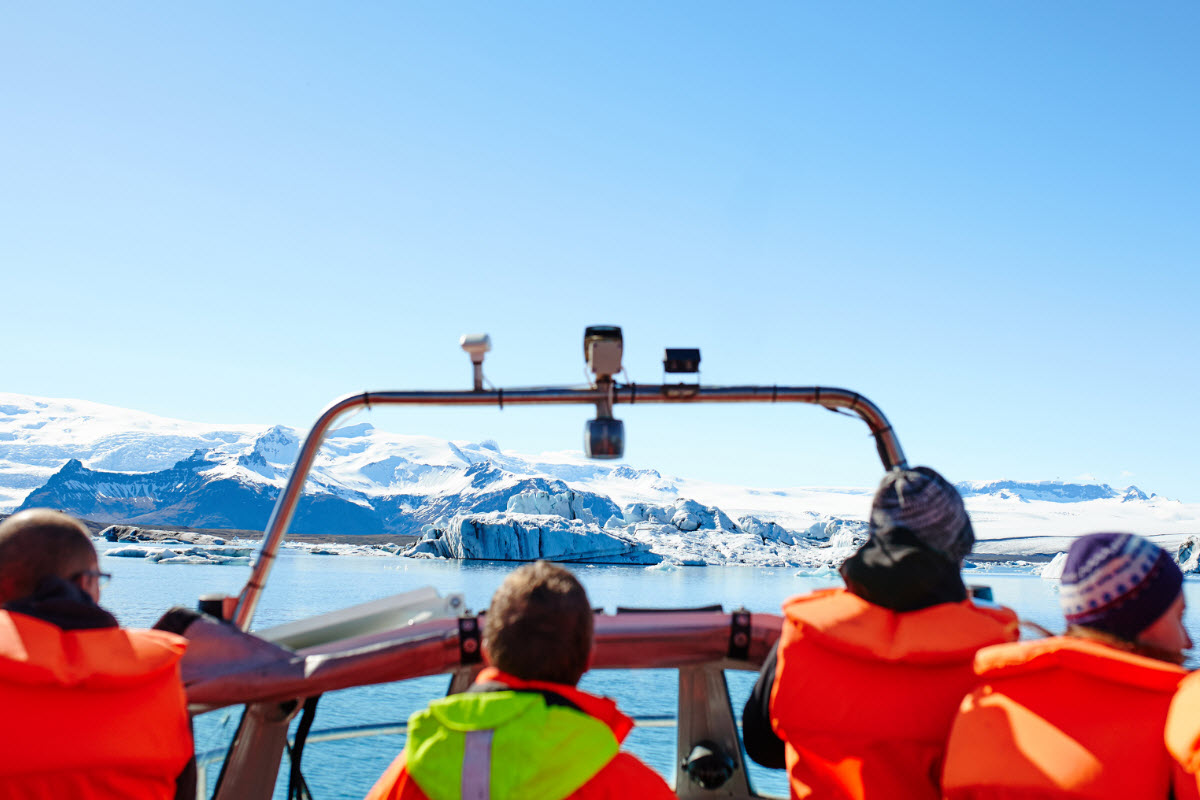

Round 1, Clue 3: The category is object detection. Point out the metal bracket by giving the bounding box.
[663,383,702,399]
[727,608,751,660]
[458,614,482,665]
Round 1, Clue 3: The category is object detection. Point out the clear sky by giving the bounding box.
[2,3,1197,500]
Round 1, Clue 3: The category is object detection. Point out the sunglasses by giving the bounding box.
[71,569,113,586]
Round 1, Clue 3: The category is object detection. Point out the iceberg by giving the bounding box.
[739,516,797,545]
[103,544,252,566]
[406,512,658,564]
[1039,552,1068,580]
[1177,536,1200,574]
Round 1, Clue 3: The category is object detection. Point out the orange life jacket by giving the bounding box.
[0,610,193,800]
[942,636,1194,800]
[1168,669,1200,789]
[365,668,675,800]
[769,587,1018,800]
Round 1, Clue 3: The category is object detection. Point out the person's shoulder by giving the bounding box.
[975,635,1185,690]
[781,586,845,609]
[577,752,674,798]
[965,596,1019,628]
[118,625,189,658]
[1168,670,1200,775]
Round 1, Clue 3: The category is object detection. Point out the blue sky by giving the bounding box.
[2,3,1197,500]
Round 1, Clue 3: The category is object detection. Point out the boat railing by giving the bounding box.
[186,606,785,799]
[193,715,686,796]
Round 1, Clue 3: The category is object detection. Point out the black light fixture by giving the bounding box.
[663,347,701,374]
[584,416,624,459]
[583,325,625,459]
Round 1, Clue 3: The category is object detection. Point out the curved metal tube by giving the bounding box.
[190,610,784,708]
[234,385,906,629]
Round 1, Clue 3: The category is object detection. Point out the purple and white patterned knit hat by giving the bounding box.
[869,466,974,563]
[1059,532,1183,641]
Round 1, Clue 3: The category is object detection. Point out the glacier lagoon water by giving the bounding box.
[97,543,1199,799]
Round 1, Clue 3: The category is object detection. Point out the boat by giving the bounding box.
[181,325,908,799]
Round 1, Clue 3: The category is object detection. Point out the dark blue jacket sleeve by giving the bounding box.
[742,640,787,769]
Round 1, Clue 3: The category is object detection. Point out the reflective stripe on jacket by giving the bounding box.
[0,609,192,800]
[770,587,1018,800]
[943,636,1195,799]
[365,668,675,800]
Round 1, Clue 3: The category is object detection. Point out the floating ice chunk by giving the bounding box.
[1177,536,1200,574]
[507,489,572,518]
[740,516,796,545]
[670,498,735,531]
[672,509,702,532]
[623,502,675,525]
[105,544,251,565]
[105,546,167,559]
[166,553,249,565]
[828,528,863,550]
[1039,552,1068,580]
[506,489,597,523]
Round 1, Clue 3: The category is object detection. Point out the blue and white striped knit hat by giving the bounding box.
[869,466,974,563]
[1059,532,1183,641]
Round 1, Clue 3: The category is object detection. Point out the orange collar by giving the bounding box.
[475,667,634,742]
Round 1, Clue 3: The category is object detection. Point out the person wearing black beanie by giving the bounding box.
[742,466,1018,800]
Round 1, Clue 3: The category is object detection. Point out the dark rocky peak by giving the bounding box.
[60,458,86,475]
[238,451,269,469]
[173,449,219,471]
[1121,485,1150,502]
[465,461,506,489]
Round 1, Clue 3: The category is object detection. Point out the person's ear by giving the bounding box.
[480,640,492,666]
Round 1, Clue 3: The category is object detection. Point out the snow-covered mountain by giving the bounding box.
[0,394,261,512]
[3,392,1198,566]
[955,480,1153,504]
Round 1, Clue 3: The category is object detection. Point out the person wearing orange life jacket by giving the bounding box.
[365,560,675,800]
[742,466,1019,800]
[0,508,194,800]
[942,532,1198,800]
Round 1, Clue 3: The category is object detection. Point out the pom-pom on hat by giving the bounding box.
[869,466,974,563]
[1059,532,1183,642]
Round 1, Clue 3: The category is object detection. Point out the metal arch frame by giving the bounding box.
[233,384,907,630]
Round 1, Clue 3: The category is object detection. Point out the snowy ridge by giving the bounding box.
[0,393,261,510]
[956,480,1153,504]
[4,392,1200,567]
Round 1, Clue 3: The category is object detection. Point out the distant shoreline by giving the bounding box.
[0,513,420,547]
